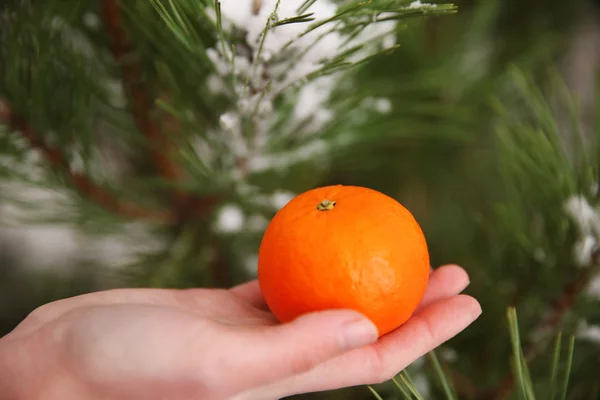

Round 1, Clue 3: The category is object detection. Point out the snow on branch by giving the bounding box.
[0,98,174,223]
[186,0,456,182]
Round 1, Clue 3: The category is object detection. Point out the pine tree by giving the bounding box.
[1,0,600,399]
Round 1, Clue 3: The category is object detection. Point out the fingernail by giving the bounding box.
[472,302,482,318]
[339,318,379,350]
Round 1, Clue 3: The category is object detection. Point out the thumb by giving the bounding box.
[227,309,379,388]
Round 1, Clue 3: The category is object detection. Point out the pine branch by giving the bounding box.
[0,99,174,223]
[99,0,220,226]
[99,0,186,204]
[526,265,597,360]
[479,255,599,400]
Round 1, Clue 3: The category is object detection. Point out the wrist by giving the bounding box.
[0,333,32,400]
[0,334,33,400]
[0,332,90,400]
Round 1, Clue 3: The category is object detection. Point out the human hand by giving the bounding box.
[0,264,481,400]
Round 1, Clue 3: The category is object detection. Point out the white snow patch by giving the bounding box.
[573,234,598,266]
[82,12,100,29]
[271,190,295,209]
[577,320,600,343]
[374,98,392,114]
[408,1,437,9]
[564,195,600,266]
[244,254,259,273]
[215,204,245,233]
[246,214,269,231]
[200,0,400,181]
[0,225,80,270]
[564,195,600,235]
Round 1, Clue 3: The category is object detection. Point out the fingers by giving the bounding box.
[230,264,473,397]
[369,294,481,380]
[245,294,481,399]
[417,264,470,310]
[12,263,469,341]
[229,280,270,311]
[220,309,379,391]
[228,265,471,316]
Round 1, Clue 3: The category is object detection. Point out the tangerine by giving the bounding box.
[257,184,430,337]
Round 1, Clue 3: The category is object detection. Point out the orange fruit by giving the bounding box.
[257,184,430,337]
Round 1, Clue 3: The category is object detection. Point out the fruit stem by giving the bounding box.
[317,199,336,211]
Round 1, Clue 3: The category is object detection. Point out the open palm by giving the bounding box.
[2,264,480,400]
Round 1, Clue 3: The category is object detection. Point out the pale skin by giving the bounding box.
[0,264,481,400]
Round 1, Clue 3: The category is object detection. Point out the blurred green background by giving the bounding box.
[1,0,600,399]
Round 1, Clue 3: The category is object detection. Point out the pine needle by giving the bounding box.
[520,351,537,400]
[392,376,414,399]
[155,99,185,119]
[399,370,425,400]
[298,0,318,14]
[247,0,281,88]
[507,307,535,400]
[549,333,563,400]
[558,336,575,400]
[167,0,192,38]
[368,386,385,400]
[428,351,457,400]
[215,0,231,63]
[299,3,365,39]
[250,80,273,121]
[149,0,200,51]
[273,13,315,27]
